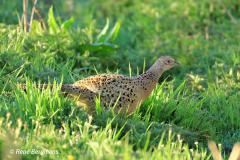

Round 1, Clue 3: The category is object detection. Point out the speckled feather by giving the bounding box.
[60,56,178,113]
[64,74,149,113]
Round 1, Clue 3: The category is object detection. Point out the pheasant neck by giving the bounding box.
[138,70,162,82]
[135,71,159,100]
[136,63,164,95]
[144,63,164,80]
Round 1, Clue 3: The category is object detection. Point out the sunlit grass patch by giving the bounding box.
[0,113,211,160]
[3,79,73,128]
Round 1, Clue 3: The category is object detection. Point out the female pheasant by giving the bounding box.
[19,56,179,114]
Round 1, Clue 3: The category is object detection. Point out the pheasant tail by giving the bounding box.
[17,83,77,94]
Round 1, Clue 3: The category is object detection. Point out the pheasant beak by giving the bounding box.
[175,61,180,66]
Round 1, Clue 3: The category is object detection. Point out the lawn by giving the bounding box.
[0,0,239,159]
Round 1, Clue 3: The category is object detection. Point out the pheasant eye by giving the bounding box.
[164,60,171,65]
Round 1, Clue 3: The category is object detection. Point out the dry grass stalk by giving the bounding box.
[23,0,28,32]
[208,140,240,160]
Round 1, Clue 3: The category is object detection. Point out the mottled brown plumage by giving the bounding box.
[19,56,179,114]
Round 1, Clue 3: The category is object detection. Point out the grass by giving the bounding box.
[0,0,240,159]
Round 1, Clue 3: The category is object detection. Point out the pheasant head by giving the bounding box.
[147,56,179,77]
